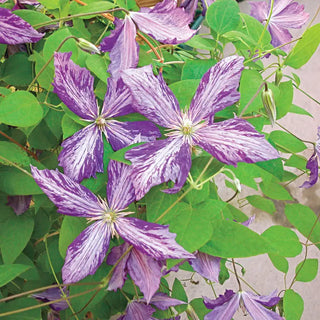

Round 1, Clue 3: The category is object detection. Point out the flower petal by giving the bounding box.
[7,195,32,215]
[121,65,182,128]
[180,0,198,21]
[100,16,139,79]
[53,52,98,120]
[300,151,318,188]
[249,1,268,22]
[125,137,191,200]
[116,217,194,260]
[30,166,102,218]
[62,221,111,283]
[148,292,186,310]
[127,247,163,303]
[188,56,244,123]
[193,118,279,166]
[123,301,155,320]
[130,0,197,44]
[32,288,69,311]
[268,22,293,51]
[189,252,220,283]
[105,120,161,151]
[58,124,104,182]
[0,8,44,44]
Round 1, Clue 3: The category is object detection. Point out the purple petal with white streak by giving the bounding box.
[7,195,32,215]
[105,120,161,151]
[148,292,186,310]
[130,0,196,44]
[101,78,135,118]
[121,65,182,128]
[188,56,244,123]
[179,0,198,22]
[30,166,102,218]
[122,301,155,320]
[127,247,163,303]
[268,23,293,51]
[116,217,194,260]
[107,160,135,211]
[0,8,43,44]
[125,137,191,200]
[32,288,69,311]
[189,252,220,283]
[58,124,104,182]
[300,151,318,188]
[53,52,98,120]
[100,16,139,79]
[193,118,279,166]
[62,221,111,284]
[249,1,268,22]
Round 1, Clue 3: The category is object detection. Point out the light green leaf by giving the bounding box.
[37,0,60,9]
[14,9,52,26]
[169,79,200,107]
[283,289,304,320]
[260,180,293,201]
[172,278,188,313]
[0,142,30,167]
[0,264,31,287]
[86,54,109,83]
[246,195,276,214]
[70,2,116,19]
[285,154,307,171]
[295,259,318,282]
[289,104,313,117]
[269,130,306,153]
[268,253,289,273]
[185,35,215,51]
[276,81,293,119]
[181,60,216,80]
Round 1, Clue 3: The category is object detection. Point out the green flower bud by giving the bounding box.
[275,68,283,86]
[76,38,101,55]
[262,84,277,126]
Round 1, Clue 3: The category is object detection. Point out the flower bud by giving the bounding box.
[262,84,277,126]
[275,68,283,86]
[76,38,101,54]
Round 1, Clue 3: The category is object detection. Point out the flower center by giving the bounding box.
[181,119,194,136]
[95,117,107,130]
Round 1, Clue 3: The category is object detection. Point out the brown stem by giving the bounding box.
[34,231,59,246]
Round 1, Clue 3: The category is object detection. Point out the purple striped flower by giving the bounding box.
[100,0,197,78]
[203,290,283,320]
[32,288,69,312]
[31,161,193,284]
[121,56,279,200]
[249,0,309,52]
[53,52,160,182]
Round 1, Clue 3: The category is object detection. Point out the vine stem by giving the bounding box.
[293,83,320,106]
[232,259,242,291]
[257,0,274,47]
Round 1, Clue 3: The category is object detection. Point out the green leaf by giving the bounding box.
[0,214,34,264]
[268,253,289,273]
[283,289,304,320]
[261,226,302,257]
[0,91,43,127]
[70,1,116,18]
[201,220,272,258]
[189,298,210,318]
[169,79,200,107]
[246,195,276,214]
[295,259,318,282]
[13,9,52,26]
[276,81,293,119]
[61,114,83,139]
[269,130,306,153]
[0,264,30,287]
[0,298,41,320]
[206,0,240,35]
[285,23,320,69]
[285,154,307,171]
[289,104,313,117]
[285,204,320,250]
[37,0,60,9]
[172,278,188,313]
[86,54,109,83]
[185,35,216,51]
[260,180,293,201]
[108,142,145,165]
[0,142,30,167]
[181,60,216,80]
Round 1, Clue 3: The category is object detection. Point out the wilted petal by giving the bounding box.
[122,301,155,320]
[121,65,182,128]
[105,120,161,151]
[242,291,283,320]
[300,151,318,188]
[58,124,104,182]
[189,252,220,283]
[7,195,32,215]
[127,247,163,303]
[53,52,98,120]
[116,217,194,260]
[0,8,44,44]
[32,288,69,311]
[100,16,139,79]
[148,292,186,310]
[130,0,197,44]
[31,166,102,218]
[62,221,111,283]
[188,56,244,123]
[193,118,279,166]
[125,137,191,200]
[107,160,136,211]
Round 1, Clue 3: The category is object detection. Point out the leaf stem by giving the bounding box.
[0,155,33,177]
[257,0,274,47]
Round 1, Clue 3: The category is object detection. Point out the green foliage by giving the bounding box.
[172,278,188,313]
[246,195,276,214]
[295,259,318,282]
[0,264,31,287]
[268,253,289,273]
[284,289,304,320]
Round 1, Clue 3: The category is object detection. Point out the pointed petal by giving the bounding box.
[121,65,182,128]
[148,292,186,310]
[247,290,280,307]
[116,217,194,260]
[300,151,318,188]
[203,290,236,309]
[32,288,69,311]
[53,52,98,120]
[189,56,244,123]
[100,16,139,79]
[123,301,155,320]
[101,78,135,118]
[7,195,32,215]
[0,8,44,45]
[107,243,131,292]
[242,291,283,320]
[125,137,191,200]
[105,120,161,151]
[30,166,102,218]
[189,252,220,283]
[127,247,163,303]
[107,160,136,211]
[62,221,111,283]
[58,124,104,182]
[249,1,268,22]
[130,0,197,44]
[268,23,293,51]
[194,118,279,166]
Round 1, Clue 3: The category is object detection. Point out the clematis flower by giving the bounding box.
[203,289,283,320]
[0,7,44,44]
[6,195,32,215]
[201,0,215,13]
[53,52,160,182]
[249,0,309,52]
[121,55,279,200]
[100,0,197,78]
[32,288,69,312]
[31,160,194,284]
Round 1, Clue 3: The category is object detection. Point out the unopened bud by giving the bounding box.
[76,38,101,54]
[275,68,283,86]
[262,84,277,126]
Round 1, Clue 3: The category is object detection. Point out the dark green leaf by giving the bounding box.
[0,142,30,167]
[172,278,188,313]
[0,264,30,287]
